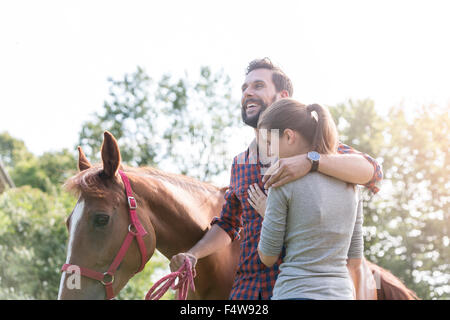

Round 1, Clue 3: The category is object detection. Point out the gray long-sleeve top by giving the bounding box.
[258,172,363,300]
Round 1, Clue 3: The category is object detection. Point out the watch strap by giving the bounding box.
[310,160,319,172]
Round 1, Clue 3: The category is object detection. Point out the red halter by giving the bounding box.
[61,170,148,300]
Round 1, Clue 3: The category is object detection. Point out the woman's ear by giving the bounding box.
[283,129,296,144]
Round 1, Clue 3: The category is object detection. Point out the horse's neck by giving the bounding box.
[133,172,222,259]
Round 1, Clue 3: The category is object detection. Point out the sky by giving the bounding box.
[1,0,449,157]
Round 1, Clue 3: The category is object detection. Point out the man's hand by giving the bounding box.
[247,183,267,217]
[262,154,311,189]
[170,252,197,273]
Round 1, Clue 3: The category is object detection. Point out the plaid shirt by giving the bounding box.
[211,140,383,300]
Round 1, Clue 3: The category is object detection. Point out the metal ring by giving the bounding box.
[128,224,138,235]
[101,272,114,285]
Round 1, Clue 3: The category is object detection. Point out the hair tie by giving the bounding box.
[307,104,319,122]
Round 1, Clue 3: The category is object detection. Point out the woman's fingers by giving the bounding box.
[248,184,262,201]
[248,197,257,209]
[253,184,266,197]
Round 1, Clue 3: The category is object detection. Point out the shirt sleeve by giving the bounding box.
[210,156,242,241]
[347,189,364,259]
[337,143,383,194]
[258,185,289,257]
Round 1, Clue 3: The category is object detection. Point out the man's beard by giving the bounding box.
[241,95,277,128]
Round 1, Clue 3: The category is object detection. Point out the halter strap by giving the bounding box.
[118,170,148,273]
[61,170,149,299]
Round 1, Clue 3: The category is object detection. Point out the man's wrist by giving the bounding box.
[187,250,199,260]
[307,151,320,172]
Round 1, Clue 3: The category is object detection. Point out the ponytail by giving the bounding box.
[306,103,338,154]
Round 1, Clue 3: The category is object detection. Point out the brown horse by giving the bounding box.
[58,131,418,300]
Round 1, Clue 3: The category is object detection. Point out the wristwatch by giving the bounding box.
[307,151,320,172]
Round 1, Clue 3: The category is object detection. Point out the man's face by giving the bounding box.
[241,68,279,128]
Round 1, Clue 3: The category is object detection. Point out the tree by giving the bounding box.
[330,100,449,299]
[374,104,449,299]
[0,186,70,299]
[1,132,78,193]
[78,67,159,167]
[0,132,34,169]
[78,66,240,182]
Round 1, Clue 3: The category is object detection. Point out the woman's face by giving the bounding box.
[257,128,291,160]
[258,128,307,159]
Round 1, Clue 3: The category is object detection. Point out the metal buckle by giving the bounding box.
[101,272,114,285]
[127,196,137,210]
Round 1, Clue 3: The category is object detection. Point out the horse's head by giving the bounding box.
[58,131,156,299]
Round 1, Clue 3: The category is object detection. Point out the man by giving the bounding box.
[170,58,382,300]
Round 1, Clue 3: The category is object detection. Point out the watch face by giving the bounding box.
[308,151,320,161]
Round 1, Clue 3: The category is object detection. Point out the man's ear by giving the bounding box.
[280,90,289,99]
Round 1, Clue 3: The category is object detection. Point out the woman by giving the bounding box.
[255,98,363,300]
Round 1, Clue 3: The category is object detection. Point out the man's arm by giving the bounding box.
[262,143,382,193]
[170,225,231,271]
[319,153,373,185]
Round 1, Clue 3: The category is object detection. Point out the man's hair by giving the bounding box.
[246,58,293,97]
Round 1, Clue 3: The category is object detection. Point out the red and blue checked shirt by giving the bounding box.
[211,140,383,300]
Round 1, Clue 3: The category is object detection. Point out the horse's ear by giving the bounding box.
[77,146,92,172]
[101,131,121,178]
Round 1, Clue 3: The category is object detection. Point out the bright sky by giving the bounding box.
[1,0,449,157]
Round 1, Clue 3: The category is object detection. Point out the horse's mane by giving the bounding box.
[125,166,220,195]
[64,164,121,200]
[64,164,221,201]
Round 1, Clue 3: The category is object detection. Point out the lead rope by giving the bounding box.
[145,257,196,300]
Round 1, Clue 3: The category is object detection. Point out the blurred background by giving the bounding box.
[0,0,448,299]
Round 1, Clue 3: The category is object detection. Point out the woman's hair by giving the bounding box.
[257,98,338,154]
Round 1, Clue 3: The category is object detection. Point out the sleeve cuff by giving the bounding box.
[210,216,241,241]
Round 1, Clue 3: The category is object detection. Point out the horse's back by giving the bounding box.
[365,260,419,300]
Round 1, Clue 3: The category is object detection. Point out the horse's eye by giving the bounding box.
[93,214,110,228]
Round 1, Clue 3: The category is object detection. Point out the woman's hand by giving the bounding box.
[247,183,267,217]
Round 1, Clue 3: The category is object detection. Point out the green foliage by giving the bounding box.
[330,100,449,299]
[374,104,449,299]
[117,251,174,300]
[78,66,240,181]
[329,99,385,157]
[0,186,72,299]
[1,133,78,193]
[79,67,158,167]
[0,132,34,168]
[38,150,78,187]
